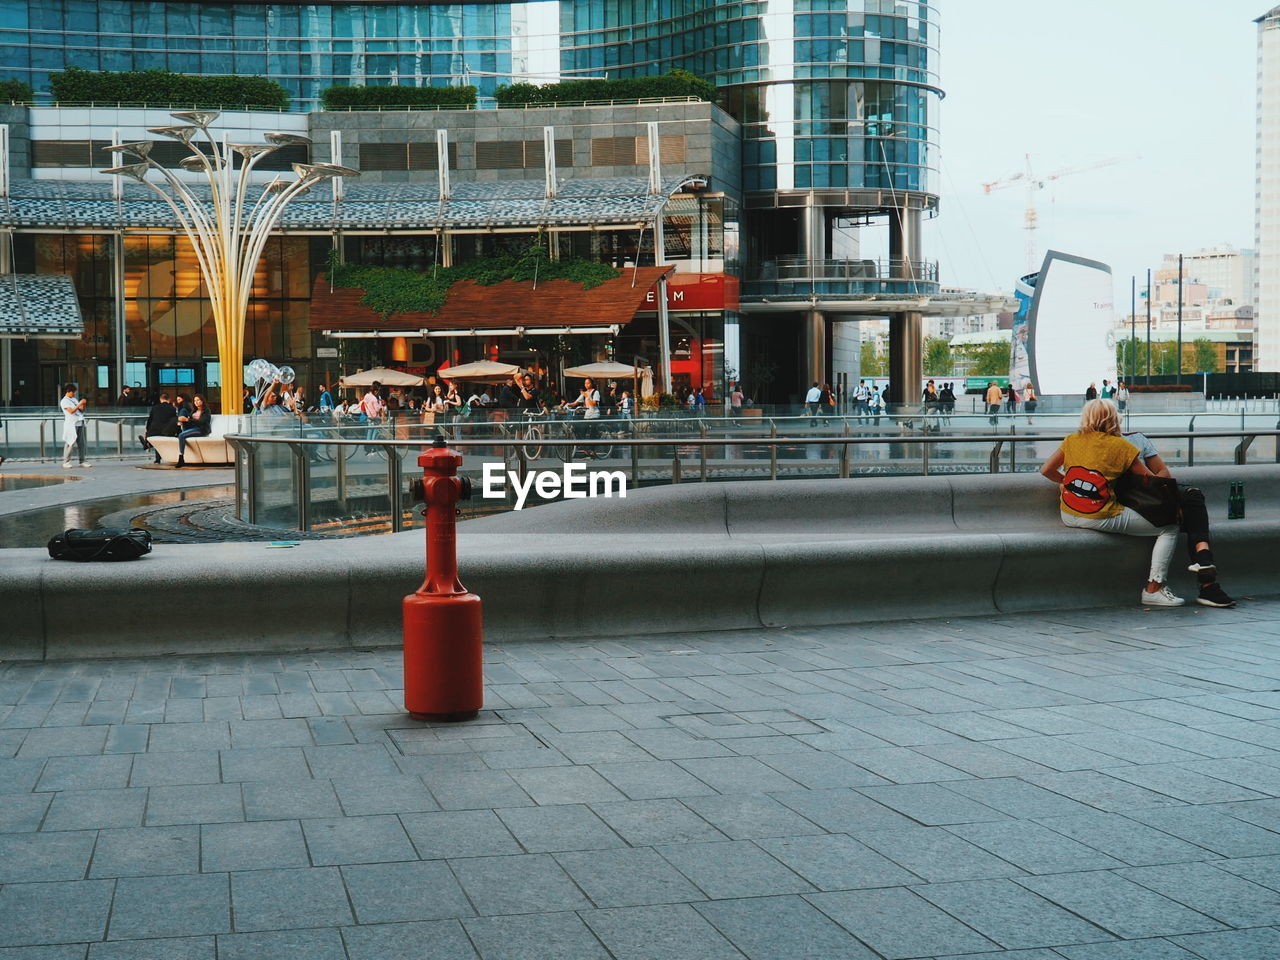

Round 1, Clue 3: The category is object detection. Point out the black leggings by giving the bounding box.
[1177,484,1211,560]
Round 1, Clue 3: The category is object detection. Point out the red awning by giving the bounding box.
[310,266,675,335]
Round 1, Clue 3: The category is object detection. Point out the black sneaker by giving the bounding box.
[1197,582,1236,608]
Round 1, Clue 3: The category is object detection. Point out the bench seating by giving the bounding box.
[3,465,1277,660]
[147,435,234,465]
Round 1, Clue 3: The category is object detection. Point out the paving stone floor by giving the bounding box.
[5,599,1280,959]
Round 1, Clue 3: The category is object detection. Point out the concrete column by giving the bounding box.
[887,312,922,405]
[887,205,922,404]
[805,309,827,388]
[111,232,126,400]
[801,195,825,264]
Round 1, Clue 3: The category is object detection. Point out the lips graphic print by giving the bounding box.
[1062,466,1110,513]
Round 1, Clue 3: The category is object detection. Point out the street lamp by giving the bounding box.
[100,111,358,411]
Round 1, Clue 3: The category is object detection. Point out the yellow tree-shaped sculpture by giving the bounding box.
[101,110,357,410]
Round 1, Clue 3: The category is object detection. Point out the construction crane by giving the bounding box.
[983,153,1134,273]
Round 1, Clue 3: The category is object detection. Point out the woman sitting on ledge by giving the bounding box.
[175,394,212,468]
[1040,398,1183,607]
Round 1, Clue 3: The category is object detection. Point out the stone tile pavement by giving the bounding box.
[4,599,1280,958]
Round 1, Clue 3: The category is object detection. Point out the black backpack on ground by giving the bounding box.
[47,528,153,562]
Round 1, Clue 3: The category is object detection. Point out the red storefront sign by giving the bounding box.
[642,273,739,312]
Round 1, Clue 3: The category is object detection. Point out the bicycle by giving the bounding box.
[514,408,549,461]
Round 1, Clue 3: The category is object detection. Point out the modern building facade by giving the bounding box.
[0,0,1010,408]
[1257,5,1280,371]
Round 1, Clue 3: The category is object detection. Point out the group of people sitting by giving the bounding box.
[141,392,212,467]
[1042,398,1234,609]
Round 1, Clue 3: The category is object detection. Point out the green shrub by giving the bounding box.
[495,69,716,106]
[0,79,33,103]
[320,85,477,110]
[50,67,289,109]
[327,244,620,321]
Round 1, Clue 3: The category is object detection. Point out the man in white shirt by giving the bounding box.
[60,383,90,468]
[852,379,870,422]
[804,382,822,425]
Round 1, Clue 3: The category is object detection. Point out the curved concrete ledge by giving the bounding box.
[1,465,1277,660]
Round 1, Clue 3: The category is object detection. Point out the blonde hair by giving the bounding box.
[1079,398,1121,436]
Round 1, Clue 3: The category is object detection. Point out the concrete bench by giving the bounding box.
[1,465,1276,660]
[147,435,234,465]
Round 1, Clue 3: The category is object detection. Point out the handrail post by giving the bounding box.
[245,442,258,525]
[1009,423,1017,473]
[839,423,850,479]
[117,420,124,457]
[228,438,244,521]
[1235,435,1255,465]
[38,419,45,459]
[922,434,930,475]
[770,421,778,481]
[672,455,682,483]
[699,423,708,481]
[387,443,404,532]
[630,420,640,486]
[335,439,349,512]
[989,440,1004,473]
[288,442,311,532]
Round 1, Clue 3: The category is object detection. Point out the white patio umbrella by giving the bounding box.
[339,367,425,387]
[563,361,642,380]
[436,360,523,380]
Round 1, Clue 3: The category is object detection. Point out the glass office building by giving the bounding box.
[0,0,947,402]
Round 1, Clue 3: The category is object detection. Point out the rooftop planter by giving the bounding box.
[50,67,289,110]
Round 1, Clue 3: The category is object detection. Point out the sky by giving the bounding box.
[926,1,1258,297]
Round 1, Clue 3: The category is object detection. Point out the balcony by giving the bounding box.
[743,257,940,303]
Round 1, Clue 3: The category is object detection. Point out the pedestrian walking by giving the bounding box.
[1116,380,1130,413]
[939,382,956,419]
[984,381,1003,426]
[804,382,821,425]
[1004,382,1019,415]
[1023,383,1038,424]
[853,379,870,423]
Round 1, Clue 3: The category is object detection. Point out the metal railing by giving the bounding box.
[226,425,1280,535]
[760,257,940,283]
[0,413,149,461]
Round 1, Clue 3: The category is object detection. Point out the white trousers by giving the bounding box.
[1062,507,1179,584]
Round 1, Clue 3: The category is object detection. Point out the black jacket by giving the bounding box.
[185,407,212,436]
[145,402,178,437]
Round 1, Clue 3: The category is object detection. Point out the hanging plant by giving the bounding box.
[326,243,621,321]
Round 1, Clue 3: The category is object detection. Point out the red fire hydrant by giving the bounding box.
[403,437,483,722]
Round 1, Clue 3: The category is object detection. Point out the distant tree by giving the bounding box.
[923,337,952,377]
[860,339,885,377]
[965,342,1010,377]
[1191,338,1220,374]
[1151,342,1180,376]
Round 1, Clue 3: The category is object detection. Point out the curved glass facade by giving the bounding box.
[0,0,940,200]
[0,0,521,105]
[557,0,940,196]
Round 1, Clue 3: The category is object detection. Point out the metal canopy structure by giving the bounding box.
[0,273,83,339]
[0,175,708,233]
